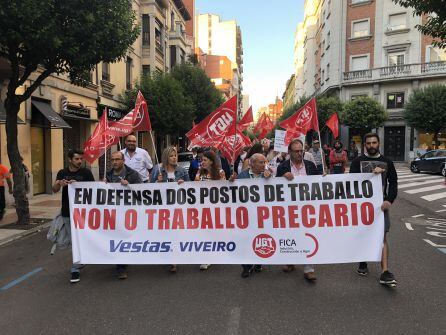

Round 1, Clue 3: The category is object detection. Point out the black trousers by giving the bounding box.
[0,186,5,214]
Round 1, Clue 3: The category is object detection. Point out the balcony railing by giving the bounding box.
[343,61,446,83]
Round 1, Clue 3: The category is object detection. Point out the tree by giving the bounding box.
[392,1,446,48]
[404,84,446,148]
[0,0,139,224]
[341,97,388,151]
[170,63,224,124]
[123,73,194,137]
[316,96,343,127]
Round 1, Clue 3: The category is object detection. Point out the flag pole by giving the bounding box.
[104,108,108,178]
[149,130,159,166]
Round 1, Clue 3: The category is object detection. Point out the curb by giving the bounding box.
[0,222,51,247]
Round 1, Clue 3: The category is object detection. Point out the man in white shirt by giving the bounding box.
[120,135,153,182]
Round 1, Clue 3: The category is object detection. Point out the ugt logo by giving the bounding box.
[207,109,234,140]
[252,234,276,258]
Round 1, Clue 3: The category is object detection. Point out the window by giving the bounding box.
[102,62,110,82]
[388,52,405,66]
[352,0,369,4]
[321,70,325,84]
[142,65,150,76]
[142,15,150,45]
[388,13,407,31]
[326,63,330,79]
[126,57,132,90]
[428,46,446,62]
[171,11,175,31]
[321,40,325,53]
[352,20,370,38]
[351,55,369,71]
[387,93,405,109]
[326,31,331,48]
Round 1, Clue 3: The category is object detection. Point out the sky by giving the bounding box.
[195,0,305,116]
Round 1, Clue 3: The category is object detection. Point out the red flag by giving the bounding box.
[218,128,252,164]
[325,113,339,138]
[83,109,118,163]
[254,113,274,140]
[284,129,302,146]
[186,95,237,148]
[132,91,152,132]
[238,106,253,131]
[279,98,319,135]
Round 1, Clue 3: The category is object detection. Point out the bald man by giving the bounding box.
[234,153,272,278]
[121,134,153,182]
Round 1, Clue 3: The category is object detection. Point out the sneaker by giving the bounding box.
[254,265,263,273]
[199,264,211,271]
[379,271,397,286]
[241,266,253,278]
[357,262,369,276]
[117,270,128,280]
[70,272,80,283]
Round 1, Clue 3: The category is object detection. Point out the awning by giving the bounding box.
[0,102,25,124]
[62,114,99,122]
[31,100,71,129]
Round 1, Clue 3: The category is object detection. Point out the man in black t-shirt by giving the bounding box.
[52,149,94,283]
[350,133,398,287]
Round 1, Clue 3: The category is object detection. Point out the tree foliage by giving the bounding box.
[392,0,446,48]
[341,96,388,132]
[0,0,139,224]
[404,84,446,147]
[170,63,224,123]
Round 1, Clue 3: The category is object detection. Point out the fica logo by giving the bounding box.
[252,234,276,258]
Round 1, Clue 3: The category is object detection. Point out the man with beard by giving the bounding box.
[350,133,398,287]
[329,140,347,174]
[52,149,94,283]
[121,134,153,182]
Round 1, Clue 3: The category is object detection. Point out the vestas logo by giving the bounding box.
[252,234,276,258]
[110,240,172,253]
[206,108,234,139]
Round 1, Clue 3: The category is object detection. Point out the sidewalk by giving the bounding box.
[0,193,61,246]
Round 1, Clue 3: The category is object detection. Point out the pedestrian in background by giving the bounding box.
[308,140,324,174]
[348,140,359,161]
[0,162,13,220]
[121,134,153,182]
[329,140,347,174]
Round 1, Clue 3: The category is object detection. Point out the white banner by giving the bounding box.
[273,130,288,153]
[68,174,384,264]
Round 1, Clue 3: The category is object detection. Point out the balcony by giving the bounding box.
[343,61,446,84]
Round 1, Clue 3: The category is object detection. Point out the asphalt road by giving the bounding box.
[0,195,445,334]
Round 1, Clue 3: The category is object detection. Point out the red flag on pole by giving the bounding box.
[83,109,118,163]
[132,91,152,132]
[279,98,319,135]
[238,106,253,131]
[218,128,252,164]
[186,95,237,148]
[254,113,274,140]
[325,113,339,139]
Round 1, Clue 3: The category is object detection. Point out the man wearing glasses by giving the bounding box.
[276,138,320,282]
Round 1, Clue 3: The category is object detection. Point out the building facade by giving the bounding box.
[0,0,193,203]
[294,0,446,161]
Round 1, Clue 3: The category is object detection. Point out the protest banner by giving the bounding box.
[273,130,288,153]
[68,174,384,265]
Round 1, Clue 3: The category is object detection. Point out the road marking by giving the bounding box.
[405,185,445,194]
[227,307,241,335]
[424,239,446,248]
[398,174,420,178]
[398,176,442,183]
[398,179,444,189]
[0,268,43,291]
[422,192,446,201]
[405,222,414,231]
[435,209,446,213]
[411,214,425,218]
[439,248,446,255]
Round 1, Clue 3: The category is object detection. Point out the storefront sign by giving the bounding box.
[68,174,385,265]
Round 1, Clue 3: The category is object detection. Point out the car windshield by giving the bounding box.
[178,153,192,162]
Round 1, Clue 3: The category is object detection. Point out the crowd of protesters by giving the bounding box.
[49,133,397,288]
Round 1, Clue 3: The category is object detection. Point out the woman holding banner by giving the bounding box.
[150,146,189,273]
[195,150,226,270]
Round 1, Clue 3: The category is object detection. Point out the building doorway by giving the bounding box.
[30,127,46,194]
[384,126,405,161]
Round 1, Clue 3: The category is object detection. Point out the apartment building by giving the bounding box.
[0,0,192,200]
[196,14,243,114]
[294,0,446,161]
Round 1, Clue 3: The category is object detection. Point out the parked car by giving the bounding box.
[177,151,193,171]
[410,149,446,176]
